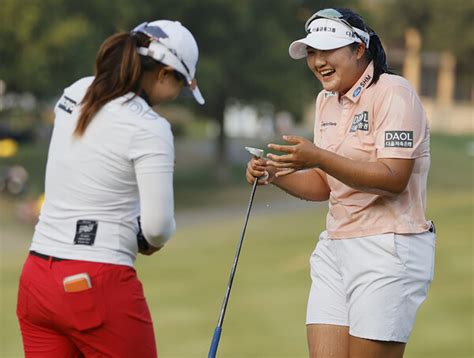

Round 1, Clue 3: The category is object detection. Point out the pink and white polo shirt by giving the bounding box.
[314,62,431,239]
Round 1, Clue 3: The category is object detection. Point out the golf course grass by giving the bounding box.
[0,132,472,357]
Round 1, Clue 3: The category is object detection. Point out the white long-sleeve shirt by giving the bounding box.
[31,77,176,267]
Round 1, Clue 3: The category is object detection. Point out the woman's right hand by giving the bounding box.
[246,157,272,185]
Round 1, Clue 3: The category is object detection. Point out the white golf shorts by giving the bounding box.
[306,226,436,343]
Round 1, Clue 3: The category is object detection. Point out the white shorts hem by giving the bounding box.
[349,329,409,343]
[306,319,349,327]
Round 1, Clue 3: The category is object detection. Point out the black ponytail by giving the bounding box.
[335,8,395,86]
[365,26,396,86]
[75,32,163,137]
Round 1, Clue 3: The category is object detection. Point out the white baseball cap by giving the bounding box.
[289,10,370,59]
[132,20,205,105]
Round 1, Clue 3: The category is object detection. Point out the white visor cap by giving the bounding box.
[134,20,205,105]
[289,18,370,59]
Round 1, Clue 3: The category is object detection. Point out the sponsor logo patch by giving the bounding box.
[352,74,372,98]
[359,74,372,88]
[126,99,159,120]
[350,111,369,132]
[74,220,98,246]
[324,91,337,98]
[321,121,337,127]
[353,86,362,97]
[384,131,414,148]
[58,96,76,114]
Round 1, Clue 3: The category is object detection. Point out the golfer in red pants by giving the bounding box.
[17,19,205,357]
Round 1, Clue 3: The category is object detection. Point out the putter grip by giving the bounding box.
[208,326,222,358]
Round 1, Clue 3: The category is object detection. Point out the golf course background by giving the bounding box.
[1,132,473,357]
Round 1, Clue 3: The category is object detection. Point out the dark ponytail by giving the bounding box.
[335,8,394,86]
[364,26,394,85]
[74,32,162,137]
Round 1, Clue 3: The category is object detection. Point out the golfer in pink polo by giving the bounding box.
[246,7,435,358]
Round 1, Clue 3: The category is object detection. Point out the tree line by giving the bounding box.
[1,0,472,165]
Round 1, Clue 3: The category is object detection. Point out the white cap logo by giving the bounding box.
[289,17,370,59]
[133,20,205,105]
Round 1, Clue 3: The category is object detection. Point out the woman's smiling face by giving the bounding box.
[306,43,366,95]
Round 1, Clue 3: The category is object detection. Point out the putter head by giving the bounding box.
[245,146,264,158]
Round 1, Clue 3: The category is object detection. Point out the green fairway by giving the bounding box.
[1,133,473,357]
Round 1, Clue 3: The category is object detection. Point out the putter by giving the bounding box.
[208,147,265,358]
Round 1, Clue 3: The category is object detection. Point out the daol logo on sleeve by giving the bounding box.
[384,131,414,148]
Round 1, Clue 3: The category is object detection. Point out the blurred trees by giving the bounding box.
[147,0,319,170]
[361,0,473,92]
[1,0,473,172]
[0,0,321,173]
[0,0,145,97]
[364,0,474,59]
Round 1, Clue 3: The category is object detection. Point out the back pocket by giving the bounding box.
[63,287,103,331]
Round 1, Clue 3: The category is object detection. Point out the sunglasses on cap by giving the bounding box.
[132,22,191,85]
[305,8,370,48]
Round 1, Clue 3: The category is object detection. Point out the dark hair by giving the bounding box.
[74,32,163,137]
[332,8,395,86]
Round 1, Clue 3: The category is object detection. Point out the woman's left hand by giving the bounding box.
[139,244,163,256]
[266,135,320,177]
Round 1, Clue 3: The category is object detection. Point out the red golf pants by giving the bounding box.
[17,253,157,357]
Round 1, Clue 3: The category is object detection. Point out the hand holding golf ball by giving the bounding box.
[266,135,320,177]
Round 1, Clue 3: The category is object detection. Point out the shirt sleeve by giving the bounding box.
[136,171,176,247]
[129,125,176,247]
[374,84,429,159]
[129,125,175,175]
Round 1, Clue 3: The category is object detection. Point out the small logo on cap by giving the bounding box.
[310,26,337,33]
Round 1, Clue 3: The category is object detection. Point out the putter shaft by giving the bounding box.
[208,178,259,358]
